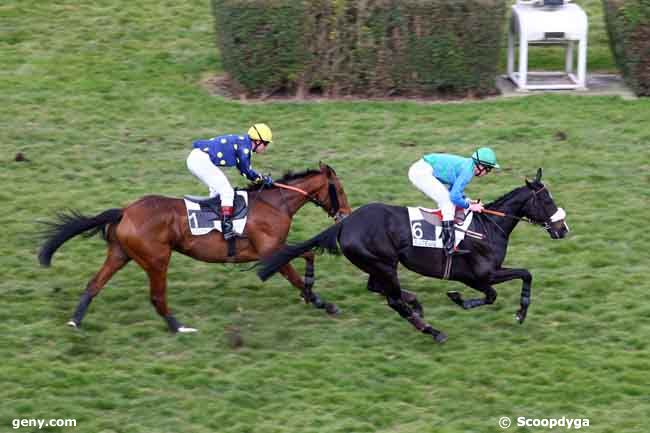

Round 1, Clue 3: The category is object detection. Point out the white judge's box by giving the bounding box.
[507,0,588,91]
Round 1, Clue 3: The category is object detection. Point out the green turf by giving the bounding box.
[2,1,649,432]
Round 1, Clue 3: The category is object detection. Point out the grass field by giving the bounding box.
[2,1,649,432]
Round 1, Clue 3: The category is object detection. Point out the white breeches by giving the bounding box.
[186,149,234,207]
[408,159,455,220]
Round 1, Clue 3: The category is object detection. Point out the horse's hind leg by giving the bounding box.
[347,252,446,343]
[382,271,447,344]
[145,252,196,333]
[68,239,130,328]
[367,275,423,317]
[145,267,192,333]
[400,289,424,318]
[122,240,195,333]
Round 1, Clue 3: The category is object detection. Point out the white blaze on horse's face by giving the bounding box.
[550,207,566,223]
[547,207,569,239]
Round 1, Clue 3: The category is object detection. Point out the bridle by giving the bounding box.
[484,185,545,223]
[274,180,345,222]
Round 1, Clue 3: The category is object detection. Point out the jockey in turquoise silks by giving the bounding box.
[408,147,499,256]
[186,123,273,240]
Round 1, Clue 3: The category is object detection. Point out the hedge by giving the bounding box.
[602,0,650,96]
[212,0,507,98]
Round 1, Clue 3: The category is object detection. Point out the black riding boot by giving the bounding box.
[221,206,235,240]
[441,221,469,256]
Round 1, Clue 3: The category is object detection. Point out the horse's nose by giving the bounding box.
[556,222,570,239]
[551,227,568,239]
[334,212,348,223]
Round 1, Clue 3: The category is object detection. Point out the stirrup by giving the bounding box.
[441,220,468,256]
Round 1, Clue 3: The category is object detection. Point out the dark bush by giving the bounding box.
[212,0,309,96]
[213,0,507,98]
[602,0,650,96]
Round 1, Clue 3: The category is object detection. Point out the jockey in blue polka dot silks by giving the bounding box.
[186,123,274,240]
[408,147,499,256]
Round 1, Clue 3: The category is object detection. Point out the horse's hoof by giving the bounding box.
[67,320,79,329]
[178,326,198,333]
[515,310,527,324]
[434,332,448,344]
[447,291,463,306]
[311,295,325,309]
[325,303,340,315]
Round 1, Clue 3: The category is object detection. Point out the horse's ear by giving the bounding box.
[319,161,335,176]
[536,168,543,182]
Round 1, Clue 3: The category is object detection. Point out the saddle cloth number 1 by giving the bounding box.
[188,211,200,229]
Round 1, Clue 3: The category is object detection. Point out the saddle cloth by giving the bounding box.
[183,191,248,236]
[407,207,474,248]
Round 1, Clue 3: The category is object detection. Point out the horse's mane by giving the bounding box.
[242,168,322,192]
[485,178,545,209]
[485,185,528,209]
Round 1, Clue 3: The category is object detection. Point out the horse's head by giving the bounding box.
[314,162,352,222]
[521,168,569,239]
[273,163,351,222]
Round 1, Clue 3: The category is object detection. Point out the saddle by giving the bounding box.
[184,193,248,219]
[417,207,467,227]
[183,191,250,258]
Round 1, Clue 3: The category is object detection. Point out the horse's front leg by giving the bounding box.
[490,267,532,324]
[277,258,339,315]
[300,251,316,300]
[447,284,497,310]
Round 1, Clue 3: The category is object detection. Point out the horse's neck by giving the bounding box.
[485,187,530,238]
[276,176,323,216]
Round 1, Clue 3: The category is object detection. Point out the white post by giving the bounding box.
[518,31,528,88]
[577,37,587,88]
[507,24,515,77]
[565,40,574,75]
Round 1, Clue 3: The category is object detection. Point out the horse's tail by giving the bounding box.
[257,223,342,281]
[38,209,123,267]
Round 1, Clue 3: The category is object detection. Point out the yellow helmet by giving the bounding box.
[248,123,273,143]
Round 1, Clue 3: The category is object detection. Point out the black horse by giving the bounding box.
[258,169,569,343]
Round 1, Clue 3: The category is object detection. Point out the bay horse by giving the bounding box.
[38,163,351,332]
[258,169,569,343]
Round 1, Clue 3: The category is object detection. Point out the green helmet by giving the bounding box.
[472,147,500,169]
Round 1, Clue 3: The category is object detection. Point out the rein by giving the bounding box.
[482,185,548,226]
[274,182,338,217]
[483,209,534,224]
[273,182,308,196]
